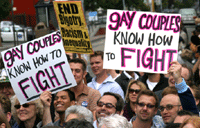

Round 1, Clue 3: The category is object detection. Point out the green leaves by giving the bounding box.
[0,0,11,21]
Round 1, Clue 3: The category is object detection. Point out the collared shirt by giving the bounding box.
[76,85,101,112]
[130,115,165,128]
[88,75,124,100]
[123,71,139,80]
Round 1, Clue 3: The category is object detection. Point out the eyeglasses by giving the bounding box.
[159,104,181,112]
[14,103,34,109]
[97,101,116,109]
[129,89,141,94]
[137,102,155,108]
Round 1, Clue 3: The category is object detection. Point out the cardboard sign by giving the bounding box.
[53,1,93,54]
[103,10,181,74]
[1,31,77,104]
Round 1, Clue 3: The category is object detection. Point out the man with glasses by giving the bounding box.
[159,61,198,124]
[93,92,124,128]
[131,90,165,128]
[159,93,182,124]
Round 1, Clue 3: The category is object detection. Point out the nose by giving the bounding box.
[143,105,148,110]
[19,105,25,110]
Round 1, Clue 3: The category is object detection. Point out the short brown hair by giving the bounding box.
[136,90,159,108]
[162,86,178,98]
[90,51,104,60]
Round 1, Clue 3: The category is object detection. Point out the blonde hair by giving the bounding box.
[180,116,200,128]
[12,97,43,125]
[125,79,147,103]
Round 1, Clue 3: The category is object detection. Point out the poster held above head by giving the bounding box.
[103,10,181,74]
[53,1,93,54]
[1,31,77,104]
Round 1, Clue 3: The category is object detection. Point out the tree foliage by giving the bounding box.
[162,0,196,9]
[0,0,11,21]
[84,0,149,11]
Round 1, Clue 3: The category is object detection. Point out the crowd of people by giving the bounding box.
[0,34,200,128]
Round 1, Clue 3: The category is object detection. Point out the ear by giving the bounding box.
[195,99,199,106]
[179,105,183,111]
[83,71,87,79]
[6,112,11,122]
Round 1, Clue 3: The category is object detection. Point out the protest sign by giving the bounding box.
[103,10,181,74]
[53,1,93,54]
[1,31,77,104]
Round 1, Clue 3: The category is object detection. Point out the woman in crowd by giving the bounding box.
[180,116,200,128]
[12,98,43,128]
[123,79,147,121]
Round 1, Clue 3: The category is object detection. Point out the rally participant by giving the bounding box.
[93,92,124,128]
[12,98,43,128]
[88,51,124,100]
[131,90,165,128]
[38,89,75,127]
[123,79,147,121]
[69,58,101,112]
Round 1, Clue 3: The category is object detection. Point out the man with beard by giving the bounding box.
[131,90,165,128]
[93,92,124,128]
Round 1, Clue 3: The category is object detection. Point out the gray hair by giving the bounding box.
[98,114,132,128]
[64,105,93,124]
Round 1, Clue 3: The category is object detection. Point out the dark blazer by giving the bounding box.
[139,74,169,92]
[115,72,130,95]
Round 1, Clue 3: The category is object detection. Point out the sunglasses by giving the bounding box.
[159,104,181,112]
[97,101,116,109]
[14,103,34,109]
[137,102,155,108]
[129,89,141,94]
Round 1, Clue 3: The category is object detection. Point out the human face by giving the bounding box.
[168,67,189,86]
[160,94,182,124]
[90,56,104,76]
[129,83,141,103]
[134,95,157,122]
[174,115,191,123]
[15,101,37,122]
[183,123,195,128]
[96,95,117,120]
[70,62,86,85]
[0,84,15,98]
[54,91,74,113]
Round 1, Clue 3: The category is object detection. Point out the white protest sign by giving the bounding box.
[104,10,181,74]
[1,31,77,104]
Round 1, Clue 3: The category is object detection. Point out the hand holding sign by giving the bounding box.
[1,31,76,104]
